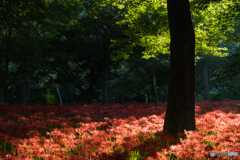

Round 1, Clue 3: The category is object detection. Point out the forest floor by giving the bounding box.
[0,100,239,160]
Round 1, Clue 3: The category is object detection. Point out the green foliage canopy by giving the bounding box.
[107,0,239,61]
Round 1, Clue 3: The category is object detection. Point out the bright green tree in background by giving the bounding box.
[110,0,239,60]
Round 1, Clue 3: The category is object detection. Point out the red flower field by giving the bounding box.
[0,99,239,159]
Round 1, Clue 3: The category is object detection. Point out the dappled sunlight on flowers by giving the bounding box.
[0,101,240,159]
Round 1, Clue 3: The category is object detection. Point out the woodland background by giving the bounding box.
[0,0,240,106]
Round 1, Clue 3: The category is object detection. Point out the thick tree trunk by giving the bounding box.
[163,0,196,138]
[152,58,158,106]
[202,59,210,101]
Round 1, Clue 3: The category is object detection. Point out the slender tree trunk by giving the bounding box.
[87,85,93,104]
[27,86,30,106]
[68,85,74,104]
[75,93,79,103]
[86,95,91,104]
[202,59,210,101]
[152,58,158,106]
[163,0,196,138]
[2,28,13,104]
[145,94,148,104]
[120,95,125,104]
[102,52,108,104]
[75,86,92,104]
[56,85,62,105]
[3,43,9,104]
[21,80,32,106]
[3,53,9,104]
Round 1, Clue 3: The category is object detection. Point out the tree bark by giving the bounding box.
[163,0,196,138]
[145,94,148,104]
[55,85,62,105]
[87,85,93,104]
[202,58,210,101]
[75,93,79,103]
[2,28,12,104]
[68,85,74,104]
[120,95,125,104]
[21,79,32,106]
[152,58,158,106]
[102,51,108,104]
[3,56,9,104]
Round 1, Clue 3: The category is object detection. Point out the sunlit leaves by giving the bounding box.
[191,0,238,56]
[141,34,170,59]
[109,0,239,61]
[110,0,169,60]
[117,4,125,9]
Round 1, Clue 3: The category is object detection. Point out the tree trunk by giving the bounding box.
[21,79,32,106]
[202,59,210,101]
[68,85,74,104]
[102,52,108,104]
[2,28,13,104]
[163,0,196,138]
[3,53,9,104]
[120,95,125,104]
[145,94,148,104]
[56,85,62,105]
[152,58,158,106]
[75,93,79,103]
[87,86,93,104]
